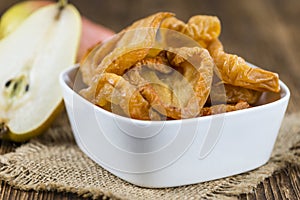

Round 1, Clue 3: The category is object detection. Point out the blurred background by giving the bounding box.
[1,0,299,111]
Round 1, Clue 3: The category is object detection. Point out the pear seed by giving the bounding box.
[25,84,30,92]
[0,122,8,135]
[5,79,12,88]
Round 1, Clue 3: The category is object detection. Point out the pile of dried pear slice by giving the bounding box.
[80,12,280,120]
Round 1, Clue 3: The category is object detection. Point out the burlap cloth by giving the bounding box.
[0,111,299,200]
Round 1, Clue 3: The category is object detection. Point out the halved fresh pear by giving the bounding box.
[0,3,81,142]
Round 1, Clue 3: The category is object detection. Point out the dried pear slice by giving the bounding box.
[161,17,186,33]
[210,82,262,104]
[200,100,250,116]
[133,51,172,74]
[184,15,221,47]
[96,12,174,75]
[128,46,214,119]
[81,12,174,104]
[139,68,194,119]
[123,61,179,119]
[166,47,214,97]
[81,72,156,120]
[80,34,122,85]
[161,15,221,48]
[208,39,280,93]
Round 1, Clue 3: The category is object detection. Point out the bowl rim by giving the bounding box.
[59,65,290,125]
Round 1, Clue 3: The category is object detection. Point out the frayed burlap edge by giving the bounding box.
[0,112,299,200]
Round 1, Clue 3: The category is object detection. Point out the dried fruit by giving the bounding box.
[96,12,174,75]
[83,46,214,120]
[124,47,214,119]
[80,12,281,120]
[210,82,262,104]
[81,12,174,99]
[161,17,186,33]
[90,73,156,120]
[161,15,221,48]
[200,100,250,116]
[208,39,280,93]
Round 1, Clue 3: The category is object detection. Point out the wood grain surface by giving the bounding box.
[0,0,299,199]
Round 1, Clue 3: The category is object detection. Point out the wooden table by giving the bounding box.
[0,0,299,199]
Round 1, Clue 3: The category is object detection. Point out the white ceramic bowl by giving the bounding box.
[59,65,290,188]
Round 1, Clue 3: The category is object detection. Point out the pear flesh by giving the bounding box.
[0,4,81,141]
